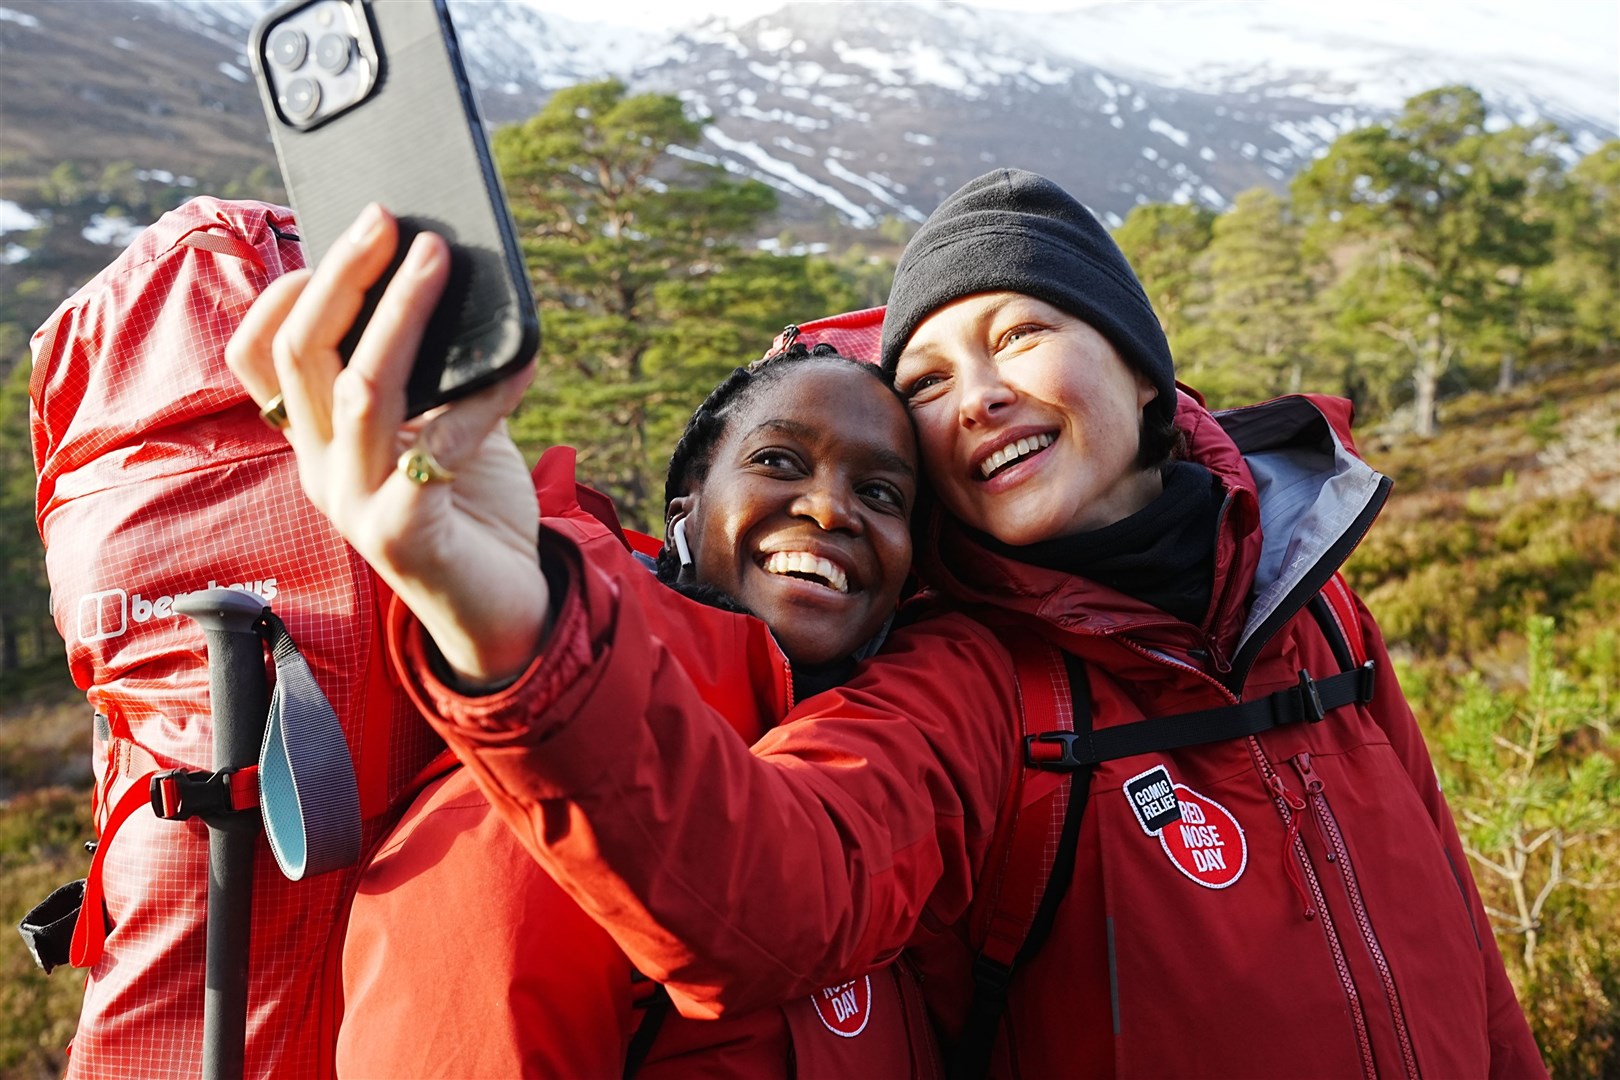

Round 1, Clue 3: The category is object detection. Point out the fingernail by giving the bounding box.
[406,234,442,275]
[348,203,383,246]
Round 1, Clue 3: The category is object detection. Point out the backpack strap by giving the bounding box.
[953,629,1091,1080]
[623,973,672,1079]
[1313,571,1368,669]
[1025,585,1375,773]
[175,226,267,267]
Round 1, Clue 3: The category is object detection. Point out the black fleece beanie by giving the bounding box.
[880,168,1176,432]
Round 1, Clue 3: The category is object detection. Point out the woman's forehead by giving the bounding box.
[728,362,916,459]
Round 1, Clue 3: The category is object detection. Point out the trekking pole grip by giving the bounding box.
[174,588,271,1080]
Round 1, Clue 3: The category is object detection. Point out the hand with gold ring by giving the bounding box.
[225,203,545,687]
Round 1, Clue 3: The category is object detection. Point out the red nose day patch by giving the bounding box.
[810,975,872,1037]
[1125,765,1248,889]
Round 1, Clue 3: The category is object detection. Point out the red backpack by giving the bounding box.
[27,197,443,1079]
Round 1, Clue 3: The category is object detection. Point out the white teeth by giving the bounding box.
[979,433,1055,478]
[763,551,849,593]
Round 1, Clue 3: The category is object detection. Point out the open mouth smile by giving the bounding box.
[978,432,1055,480]
[760,550,851,594]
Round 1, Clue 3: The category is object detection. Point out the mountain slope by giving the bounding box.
[0,0,1613,241]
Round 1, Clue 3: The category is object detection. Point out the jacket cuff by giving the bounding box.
[385,528,594,737]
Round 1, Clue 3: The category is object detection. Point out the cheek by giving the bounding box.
[869,526,913,604]
[912,413,961,486]
[882,521,913,571]
[690,513,746,591]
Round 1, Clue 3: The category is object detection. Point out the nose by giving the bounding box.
[957,360,1015,427]
[791,475,862,534]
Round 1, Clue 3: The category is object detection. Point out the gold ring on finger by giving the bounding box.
[398,444,455,485]
[258,393,289,431]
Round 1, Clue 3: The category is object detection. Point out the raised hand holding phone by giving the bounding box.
[250,0,538,418]
[226,204,547,689]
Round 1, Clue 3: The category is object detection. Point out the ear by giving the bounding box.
[665,494,695,536]
[1134,370,1159,412]
[666,494,697,569]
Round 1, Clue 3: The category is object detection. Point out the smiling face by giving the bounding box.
[673,360,918,667]
[893,291,1163,547]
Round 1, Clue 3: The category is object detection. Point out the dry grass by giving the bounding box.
[0,669,91,1079]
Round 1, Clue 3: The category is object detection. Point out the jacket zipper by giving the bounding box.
[1249,737,1376,1080]
[1117,634,1375,1080]
[1111,632,1239,703]
[1293,753,1421,1080]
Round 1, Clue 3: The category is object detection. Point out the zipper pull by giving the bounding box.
[1292,752,1324,795]
[1291,753,1333,862]
[1267,772,1315,920]
[1266,772,1307,813]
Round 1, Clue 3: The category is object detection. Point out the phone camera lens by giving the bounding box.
[268,26,307,69]
[313,33,351,74]
[280,77,321,122]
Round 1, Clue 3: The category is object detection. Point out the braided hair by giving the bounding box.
[655,337,898,585]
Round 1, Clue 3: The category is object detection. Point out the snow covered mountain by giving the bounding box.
[450,0,1620,228]
[7,0,1617,235]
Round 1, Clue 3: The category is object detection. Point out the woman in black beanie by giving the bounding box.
[227,172,1544,1079]
[870,168,1538,1078]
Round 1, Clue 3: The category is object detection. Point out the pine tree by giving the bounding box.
[1547,140,1620,354]
[1178,188,1315,405]
[1292,87,1558,436]
[1112,202,1215,345]
[492,81,786,528]
[0,334,53,672]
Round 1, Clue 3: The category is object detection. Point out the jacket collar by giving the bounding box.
[915,392,1389,678]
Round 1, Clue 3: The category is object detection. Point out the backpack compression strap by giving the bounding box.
[1026,585,1375,772]
[952,630,1091,1080]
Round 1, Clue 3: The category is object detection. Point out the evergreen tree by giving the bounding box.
[0,333,52,672]
[492,81,784,528]
[1178,188,1315,405]
[1112,202,1215,345]
[1292,87,1557,436]
[1548,140,1620,353]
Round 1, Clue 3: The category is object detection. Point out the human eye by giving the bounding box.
[896,371,946,406]
[858,479,909,513]
[749,448,804,474]
[994,322,1043,353]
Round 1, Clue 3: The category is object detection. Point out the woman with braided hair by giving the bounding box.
[320,330,938,1077]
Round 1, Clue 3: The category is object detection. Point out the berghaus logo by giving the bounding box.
[75,578,279,643]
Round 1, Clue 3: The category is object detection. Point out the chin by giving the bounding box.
[783,642,849,668]
[967,502,1069,548]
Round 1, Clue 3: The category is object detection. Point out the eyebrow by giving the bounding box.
[746,418,917,479]
[898,293,1032,366]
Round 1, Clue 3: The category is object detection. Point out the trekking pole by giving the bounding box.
[174,588,271,1080]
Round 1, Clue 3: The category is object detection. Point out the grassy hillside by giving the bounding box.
[1345,356,1620,1078]
[0,355,1615,1077]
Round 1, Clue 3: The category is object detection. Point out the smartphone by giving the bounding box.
[249,0,538,417]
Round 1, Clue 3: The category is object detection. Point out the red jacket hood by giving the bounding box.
[914,390,1379,673]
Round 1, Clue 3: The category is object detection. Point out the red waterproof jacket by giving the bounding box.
[343,448,942,1078]
[391,394,1544,1078]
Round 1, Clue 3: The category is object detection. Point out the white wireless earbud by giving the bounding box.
[671,516,694,569]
